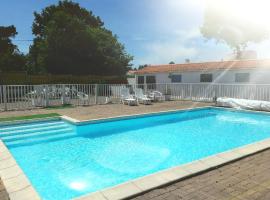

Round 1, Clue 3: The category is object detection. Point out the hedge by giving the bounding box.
[0,72,127,85]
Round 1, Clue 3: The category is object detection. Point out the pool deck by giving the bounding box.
[1,101,270,200]
[132,148,270,200]
[0,178,9,200]
[0,101,211,121]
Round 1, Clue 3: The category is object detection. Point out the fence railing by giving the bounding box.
[1,83,270,111]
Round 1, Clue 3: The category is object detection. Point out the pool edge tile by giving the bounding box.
[0,140,42,200]
[216,150,242,162]
[61,115,80,123]
[199,155,227,168]
[132,173,169,192]
[74,191,107,200]
[0,157,17,170]
[158,166,191,182]
[0,165,24,180]
[181,160,210,174]
[233,142,269,156]
[101,182,142,200]
[8,186,40,200]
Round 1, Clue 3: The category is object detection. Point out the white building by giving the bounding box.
[134,59,270,85]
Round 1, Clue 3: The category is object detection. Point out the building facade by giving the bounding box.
[134,59,270,85]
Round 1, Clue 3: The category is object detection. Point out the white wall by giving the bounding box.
[136,68,270,84]
[127,77,136,85]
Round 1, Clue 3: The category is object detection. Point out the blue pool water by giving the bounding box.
[2,107,270,199]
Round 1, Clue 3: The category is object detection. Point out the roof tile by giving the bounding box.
[135,59,270,74]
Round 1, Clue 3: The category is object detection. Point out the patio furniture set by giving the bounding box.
[25,85,89,107]
[120,88,164,106]
[22,85,165,108]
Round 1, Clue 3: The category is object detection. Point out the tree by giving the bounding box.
[200,2,269,58]
[169,61,175,64]
[138,64,148,70]
[28,0,132,75]
[0,26,26,72]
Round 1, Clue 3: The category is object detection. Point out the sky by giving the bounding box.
[1,0,270,67]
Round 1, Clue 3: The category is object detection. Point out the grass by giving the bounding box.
[0,113,60,122]
[45,104,74,110]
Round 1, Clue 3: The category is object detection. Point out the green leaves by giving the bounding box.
[0,25,26,72]
[29,0,132,76]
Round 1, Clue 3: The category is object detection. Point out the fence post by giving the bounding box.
[3,85,7,111]
[44,85,49,107]
[144,83,147,94]
[189,84,193,100]
[61,84,66,105]
[218,84,221,98]
[95,84,98,104]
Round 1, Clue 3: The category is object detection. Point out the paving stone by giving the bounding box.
[132,149,270,200]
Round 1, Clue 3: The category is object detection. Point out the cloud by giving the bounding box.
[137,29,200,65]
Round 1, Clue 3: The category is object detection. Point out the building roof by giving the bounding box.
[127,70,137,75]
[135,59,270,74]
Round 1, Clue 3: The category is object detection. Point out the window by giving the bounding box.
[138,76,144,84]
[200,74,213,82]
[235,73,250,82]
[146,76,156,84]
[171,74,182,83]
[146,76,156,89]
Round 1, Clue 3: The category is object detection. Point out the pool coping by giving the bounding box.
[0,140,41,200]
[1,105,270,200]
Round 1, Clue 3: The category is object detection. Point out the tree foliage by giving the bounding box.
[138,64,148,70]
[0,26,26,72]
[28,0,132,75]
[200,3,270,57]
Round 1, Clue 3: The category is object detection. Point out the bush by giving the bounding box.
[0,72,127,85]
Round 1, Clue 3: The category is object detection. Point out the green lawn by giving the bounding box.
[45,104,74,110]
[0,113,60,122]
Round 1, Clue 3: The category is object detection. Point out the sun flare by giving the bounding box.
[206,0,270,29]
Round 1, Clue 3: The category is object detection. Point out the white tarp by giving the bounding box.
[216,97,270,112]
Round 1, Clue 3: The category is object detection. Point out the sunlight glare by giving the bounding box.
[69,181,87,191]
[206,0,270,29]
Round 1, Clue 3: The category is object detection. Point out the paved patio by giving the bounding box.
[0,101,212,121]
[132,149,270,200]
[0,178,9,200]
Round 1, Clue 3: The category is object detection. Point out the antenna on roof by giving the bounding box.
[185,59,190,63]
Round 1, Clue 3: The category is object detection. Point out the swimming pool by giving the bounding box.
[2,107,270,199]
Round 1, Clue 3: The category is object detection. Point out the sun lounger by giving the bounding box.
[148,91,164,102]
[120,88,137,106]
[134,88,151,105]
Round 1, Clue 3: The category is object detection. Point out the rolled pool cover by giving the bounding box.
[216,97,270,111]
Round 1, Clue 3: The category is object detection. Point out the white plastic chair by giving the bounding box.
[77,92,89,105]
[148,91,164,102]
[120,88,137,106]
[134,88,151,105]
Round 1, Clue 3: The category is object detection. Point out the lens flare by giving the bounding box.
[206,0,270,30]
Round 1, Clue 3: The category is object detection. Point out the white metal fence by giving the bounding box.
[1,83,270,111]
